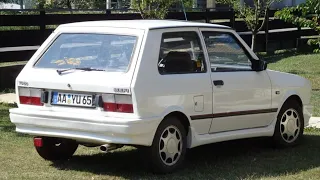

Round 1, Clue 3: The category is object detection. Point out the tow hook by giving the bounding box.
[100,144,123,153]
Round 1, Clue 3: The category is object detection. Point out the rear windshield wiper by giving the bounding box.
[56,67,105,75]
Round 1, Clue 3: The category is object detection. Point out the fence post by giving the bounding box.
[296,26,302,50]
[39,9,46,42]
[265,8,269,54]
[205,8,210,23]
[106,9,111,16]
[230,9,235,29]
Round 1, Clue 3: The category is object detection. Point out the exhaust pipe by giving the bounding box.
[100,144,123,152]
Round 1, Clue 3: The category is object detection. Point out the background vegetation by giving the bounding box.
[275,0,320,52]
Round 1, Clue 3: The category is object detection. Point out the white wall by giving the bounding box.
[270,0,306,9]
[0,3,24,9]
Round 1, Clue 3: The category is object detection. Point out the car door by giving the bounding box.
[146,28,213,135]
[199,28,273,133]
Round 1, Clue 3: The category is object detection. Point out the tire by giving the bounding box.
[148,116,187,174]
[34,137,78,161]
[273,100,304,147]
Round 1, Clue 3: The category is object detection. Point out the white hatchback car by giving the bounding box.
[10,20,313,173]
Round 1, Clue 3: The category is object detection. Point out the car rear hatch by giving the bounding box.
[15,26,145,117]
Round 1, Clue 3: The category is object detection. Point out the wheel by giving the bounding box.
[34,137,78,161]
[273,100,304,147]
[148,116,187,174]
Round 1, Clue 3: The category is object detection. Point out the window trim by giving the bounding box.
[200,30,257,73]
[157,30,208,75]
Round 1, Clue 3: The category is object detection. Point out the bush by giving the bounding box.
[275,0,320,53]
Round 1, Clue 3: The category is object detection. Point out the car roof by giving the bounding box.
[60,19,231,30]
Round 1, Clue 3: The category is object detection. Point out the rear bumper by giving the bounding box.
[303,104,313,127]
[9,108,161,146]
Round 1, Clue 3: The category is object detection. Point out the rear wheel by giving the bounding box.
[34,137,78,161]
[273,100,304,147]
[148,116,187,174]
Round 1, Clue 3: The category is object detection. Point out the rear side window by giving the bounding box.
[35,33,137,72]
[158,31,206,75]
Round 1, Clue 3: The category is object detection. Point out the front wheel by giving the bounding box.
[148,116,187,174]
[34,137,78,161]
[273,100,304,147]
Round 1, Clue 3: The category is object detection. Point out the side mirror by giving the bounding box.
[251,59,267,71]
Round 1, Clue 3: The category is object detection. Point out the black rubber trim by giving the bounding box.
[190,108,278,120]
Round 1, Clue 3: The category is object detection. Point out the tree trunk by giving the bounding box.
[117,0,122,9]
[251,33,256,52]
[20,0,23,9]
[67,0,73,14]
[130,0,134,8]
[106,0,112,9]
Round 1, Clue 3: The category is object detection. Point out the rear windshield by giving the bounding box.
[35,33,137,72]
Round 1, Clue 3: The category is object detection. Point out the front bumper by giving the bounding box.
[303,104,313,127]
[9,108,160,146]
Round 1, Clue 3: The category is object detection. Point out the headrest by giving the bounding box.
[165,51,191,62]
[164,51,193,73]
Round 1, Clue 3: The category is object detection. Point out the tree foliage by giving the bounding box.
[132,0,176,19]
[36,0,107,9]
[216,0,281,51]
[35,0,133,9]
[275,0,320,53]
[132,0,192,19]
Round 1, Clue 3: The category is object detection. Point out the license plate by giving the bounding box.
[51,92,94,107]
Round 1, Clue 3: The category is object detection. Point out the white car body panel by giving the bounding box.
[208,70,274,133]
[9,20,313,149]
[10,108,159,146]
[132,28,213,135]
[266,70,313,126]
[198,28,273,133]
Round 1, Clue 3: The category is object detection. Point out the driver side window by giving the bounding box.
[202,31,252,72]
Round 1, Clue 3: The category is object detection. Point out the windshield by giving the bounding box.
[34,33,137,72]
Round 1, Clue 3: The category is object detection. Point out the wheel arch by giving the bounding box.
[279,93,303,111]
[274,93,304,127]
[284,95,303,108]
[164,111,191,136]
[152,110,192,148]
[270,91,304,128]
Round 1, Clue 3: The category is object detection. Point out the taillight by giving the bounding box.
[18,87,43,106]
[33,137,43,147]
[101,94,133,113]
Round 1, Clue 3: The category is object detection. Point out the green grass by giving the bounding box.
[0,52,319,179]
[311,91,320,117]
[267,53,320,116]
[0,61,27,67]
[1,103,320,180]
[0,26,39,31]
[267,53,320,90]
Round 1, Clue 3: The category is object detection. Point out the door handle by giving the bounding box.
[213,80,224,86]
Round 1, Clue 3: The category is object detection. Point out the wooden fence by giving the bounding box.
[0,8,318,63]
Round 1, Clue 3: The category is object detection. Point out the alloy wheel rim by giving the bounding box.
[159,125,183,166]
[280,108,300,143]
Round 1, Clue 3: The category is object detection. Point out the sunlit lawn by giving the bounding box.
[0,53,320,179]
[268,53,320,116]
[1,107,320,179]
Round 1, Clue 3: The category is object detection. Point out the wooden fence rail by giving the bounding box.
[0,9,318,63]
